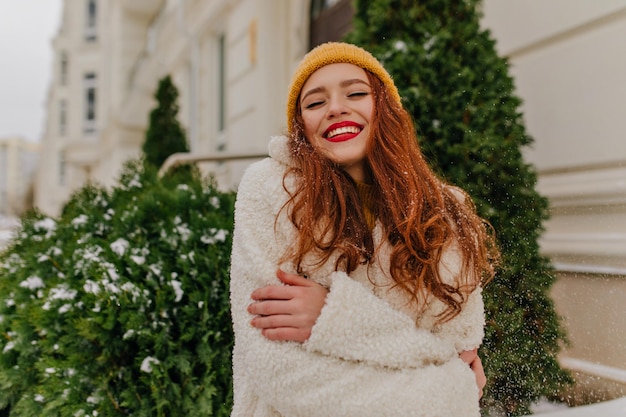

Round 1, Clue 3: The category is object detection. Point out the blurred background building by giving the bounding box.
[27,0,625,404]
[0,137,39,217]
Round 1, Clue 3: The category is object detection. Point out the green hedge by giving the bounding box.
[0,161,234,416]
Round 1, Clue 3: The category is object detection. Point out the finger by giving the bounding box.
[251,285,297,301]
[459,348,478,365]
[261,327,311,343]
[248,299,296,316]
[276,269,311,287]
[251,314,300,330]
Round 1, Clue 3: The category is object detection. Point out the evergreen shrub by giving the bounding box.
[143,75,189,168]
[0,161,235,416]
[346,0,573,415]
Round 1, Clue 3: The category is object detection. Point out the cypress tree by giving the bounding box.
[142,75,189,168]
[345,1,573,415]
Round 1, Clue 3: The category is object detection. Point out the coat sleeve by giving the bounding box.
[303,270,458,368]
[230,160,479,417]
[429,239,486,352]
[431,286,485,352]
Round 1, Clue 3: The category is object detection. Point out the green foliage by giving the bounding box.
[0,161,235,416]
[143,75,189,168]
[346,0,572,415]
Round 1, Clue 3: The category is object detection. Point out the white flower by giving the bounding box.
[58,304,72,314]
[394,40,408,52]
[107,267,119,281]
[84,280,101,295]
[45,367,56,374]
[131,255,145,265]
[19,276,45,290]
[424,36,437,51]
[177,184,190,191]
[170,280,183,302]
[122,329,135,340]
[201,228,228,244]
[176,223,192,242]
[3,341,15,353]
[86,394,100,404]
[49,285,78,301]
[34,394,45,402]
[126,174,142,189]
[149,264,162,277]
[140,356,160,373]
[110,238,129,256]
[71,214,89,226]
[209,196,220,208]
[34,218,56,232]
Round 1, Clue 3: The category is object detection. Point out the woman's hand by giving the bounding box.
[460,348,486,399]
[248,269,329,343]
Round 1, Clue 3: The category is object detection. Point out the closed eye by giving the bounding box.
[305,100,324,109]
[348,91,369,98]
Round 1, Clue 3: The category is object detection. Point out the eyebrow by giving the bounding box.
[300,78,371,103]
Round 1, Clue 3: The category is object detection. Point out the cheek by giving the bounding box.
[301,114,318,140]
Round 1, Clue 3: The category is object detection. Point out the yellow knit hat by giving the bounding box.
[286,42,402,133]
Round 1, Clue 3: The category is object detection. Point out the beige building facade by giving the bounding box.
[0,137,40,217]
[482,0,626,402]
[35,0,313,216]
[36,0,624,401]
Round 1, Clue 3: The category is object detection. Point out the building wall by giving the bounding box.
[0,137,40,217]
[35,0,312,214]
[482,0,626,399]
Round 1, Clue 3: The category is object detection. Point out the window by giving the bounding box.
[85,0,97,41]
[217,34,226,133]
[58,151,66,186]
[83,73,97,134]
[59,99,67,136]
[60,51,68,85]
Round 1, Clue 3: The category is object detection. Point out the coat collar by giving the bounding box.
[268,135,296,167]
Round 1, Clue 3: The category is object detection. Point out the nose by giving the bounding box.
[326,95,350,118]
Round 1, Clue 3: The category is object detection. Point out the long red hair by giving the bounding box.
[281,70,498,322]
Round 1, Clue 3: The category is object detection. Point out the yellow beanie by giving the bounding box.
[286,42,402,134]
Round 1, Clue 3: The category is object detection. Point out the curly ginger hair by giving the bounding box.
[281,70,499,323]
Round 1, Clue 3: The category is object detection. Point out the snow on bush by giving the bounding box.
[0,161,235,416]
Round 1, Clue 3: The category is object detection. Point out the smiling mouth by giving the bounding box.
[324,123,363,142]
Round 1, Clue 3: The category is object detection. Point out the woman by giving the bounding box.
[229,42,498,417]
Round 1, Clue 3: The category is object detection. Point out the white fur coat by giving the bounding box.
[229,136,484,417]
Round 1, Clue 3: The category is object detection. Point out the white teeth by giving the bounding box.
[327,126,360,138]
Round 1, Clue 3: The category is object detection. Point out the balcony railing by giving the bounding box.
[158,151,267,178]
